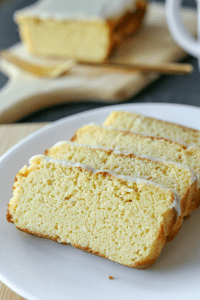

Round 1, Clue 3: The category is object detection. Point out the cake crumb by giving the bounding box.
[109,276,114,280]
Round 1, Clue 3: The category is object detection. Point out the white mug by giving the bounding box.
[165,0,200,62]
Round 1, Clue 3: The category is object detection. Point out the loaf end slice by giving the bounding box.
[14,1,147,62]
[103,111,200,148]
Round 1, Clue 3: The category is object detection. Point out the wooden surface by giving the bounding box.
[0,3,197,123]
[0,123,48,300]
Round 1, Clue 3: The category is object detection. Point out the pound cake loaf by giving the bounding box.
[104,111,200,148]
[14,0,147,62]
[45,141,198,240]
[71,124,200,215]
[7,155,180,269]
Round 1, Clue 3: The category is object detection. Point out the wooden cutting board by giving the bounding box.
[0,3,197,124]
[0,123,47,300]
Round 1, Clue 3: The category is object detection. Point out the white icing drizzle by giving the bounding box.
[14,0,138,21]
[197,175,200,190]
[169,193,181,217]
[187,145,200,151]
[29,154,181,216]
[185,146,200,189]
[53,140,198,188]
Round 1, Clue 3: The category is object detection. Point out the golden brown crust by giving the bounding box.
[70,134,77,142]
[184,180,199,217]
[165,206,181,242]
[166,216,182,242]
[44,149,49,155]
[166,180,199,241]
[73,243,158,270]
[189,188,200,215]
[106,0,147,59]
[7,174,20,223]
[182,186,190,216]
[6,206,13,223]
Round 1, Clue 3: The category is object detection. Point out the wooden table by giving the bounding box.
[0,123,48,300]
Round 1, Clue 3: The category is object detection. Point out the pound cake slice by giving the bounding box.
[14,0,147,62]
[71,124,200,215]
[104,111,200,148]
[45,141,198,241]
[7,155,180,269]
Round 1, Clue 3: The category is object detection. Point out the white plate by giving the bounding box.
[1,103,200,300]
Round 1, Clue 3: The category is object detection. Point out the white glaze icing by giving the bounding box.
[169,193,181,217]
[29,154,181,216]
[196,174,200,190]
[15,0,138,21]
[187,145,200,152]
[53,140,198,187]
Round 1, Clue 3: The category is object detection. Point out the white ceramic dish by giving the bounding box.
[1,103,200,300]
